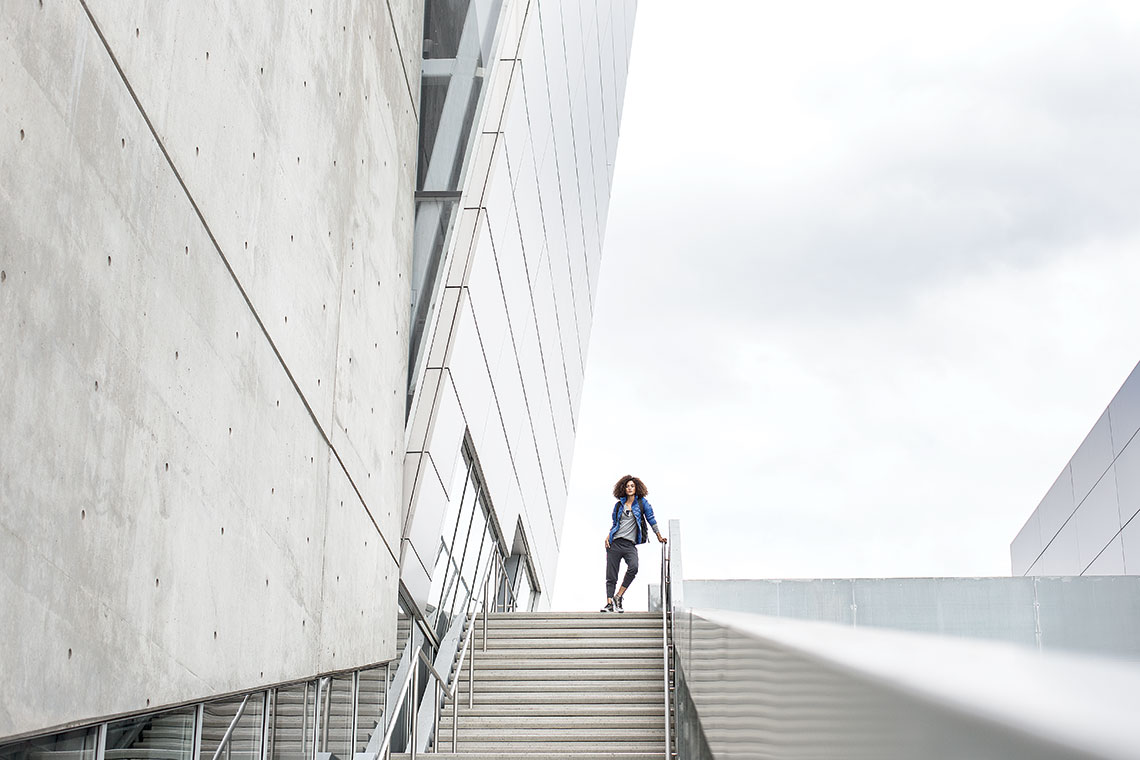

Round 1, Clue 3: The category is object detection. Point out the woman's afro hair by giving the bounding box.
[612,475,649,500]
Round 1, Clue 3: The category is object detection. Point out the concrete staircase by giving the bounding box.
[404,611,668,759]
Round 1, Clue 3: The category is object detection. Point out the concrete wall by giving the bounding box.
[1012,360,1140,575]
[0,0,421,739]
[671,577,1140,660]
[401,0,637,610]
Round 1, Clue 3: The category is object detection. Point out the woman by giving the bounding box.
[601,474,666,613]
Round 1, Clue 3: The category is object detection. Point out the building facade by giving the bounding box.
[0,0,636,750]
[1011,361,1140,575]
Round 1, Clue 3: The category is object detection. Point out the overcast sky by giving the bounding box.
[552,0,1140,611]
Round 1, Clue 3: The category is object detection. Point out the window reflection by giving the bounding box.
[354,664,391,753]
[200,695,263,760]
[105,709,196,760]
[410,0,506,397]
[426,440,512,641]
[268,681,316,760]
[316,675,354,758]
[0,726,98,760]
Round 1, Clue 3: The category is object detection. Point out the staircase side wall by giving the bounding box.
[0,0,421,739]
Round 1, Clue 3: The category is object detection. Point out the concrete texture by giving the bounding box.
[0,0,421,739]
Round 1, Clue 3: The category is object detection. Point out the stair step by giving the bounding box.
[471,637,663,648]
[438,704,664,716]
[461,659,663,670]
[455,680,662,693]
[475,618,660,628]
[472,628,661,640]
[429,741,665,752]
[439,735,664,745]
[447,694,663,707]
[453,668,662,680]
[393,754,663,760]
[482,612,661,620]
[473,623,662,633]
[440,716,663,729]
[465,648,662,659]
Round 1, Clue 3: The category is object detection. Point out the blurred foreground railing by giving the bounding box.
[673,608,1140,760]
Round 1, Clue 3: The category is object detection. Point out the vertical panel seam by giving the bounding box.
[383,0,419,121]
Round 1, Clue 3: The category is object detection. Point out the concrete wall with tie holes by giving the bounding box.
[0,0,421,739]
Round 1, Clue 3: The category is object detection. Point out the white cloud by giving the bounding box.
[553,1,1140,611]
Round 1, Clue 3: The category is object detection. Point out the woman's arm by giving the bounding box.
[642,500,667,543]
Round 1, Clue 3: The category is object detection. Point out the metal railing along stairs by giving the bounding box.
[381,543,676,760]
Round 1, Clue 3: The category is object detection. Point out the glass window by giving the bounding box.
[408,198,460,388]
[105,708,196,760]
[410,0,510,396]
[316,675,354,758]
[427,442,509,638]
[0,726,98,760]
[514,555,534,612]
[355,664,392,753]
[268,681,316,760]
[200,695,263,760]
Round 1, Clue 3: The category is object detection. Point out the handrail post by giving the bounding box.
[410,661,418,760]
[662,541,671,760]
[431,681,439,754]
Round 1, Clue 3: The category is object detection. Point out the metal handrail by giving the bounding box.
[374,656,417,759]
[373,549,513,758]
[661,540,672,760]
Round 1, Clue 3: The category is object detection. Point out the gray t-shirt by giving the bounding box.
[614,503,639,542]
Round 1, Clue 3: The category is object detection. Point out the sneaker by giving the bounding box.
[600,599,615,613]
[614,595,624,613]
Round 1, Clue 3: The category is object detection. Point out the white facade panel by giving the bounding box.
[1040,519,1081,575]
[514,147,548,289]
[1115,437,1140,526]
[1085,536,1127,575]
[467,228,512,378]
[1109,363,1140,456]
[1010,512,1042,577]
[404,454,448,570]
[449,299,498,448]
[1071,411,1115,507]
[1013,360,1140,576]
[1074,472,1122,571]
[425,373,468,497]
[1122,516,1140,574]
[520,38,554,165]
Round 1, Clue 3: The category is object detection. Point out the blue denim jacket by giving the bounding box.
[608,497,659,545]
